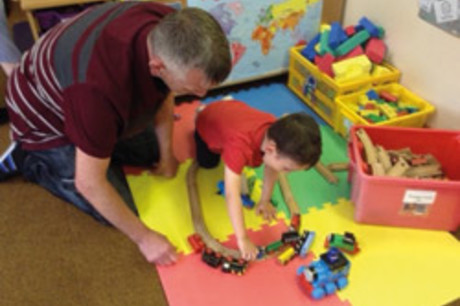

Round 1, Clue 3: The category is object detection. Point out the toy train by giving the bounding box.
[202,248,247,275]
[297,247,350,300]
[324,232,360,254]
[189,234,248,275]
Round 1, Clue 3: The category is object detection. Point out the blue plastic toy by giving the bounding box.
[216,180,255,208]
[297,247,350,300]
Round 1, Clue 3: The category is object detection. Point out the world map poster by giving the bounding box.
[187,0,323,84]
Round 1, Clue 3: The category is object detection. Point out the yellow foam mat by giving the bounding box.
[301,199,460,306]
[127,160,274,255]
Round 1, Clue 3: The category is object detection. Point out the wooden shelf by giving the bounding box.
[20,0,106,10]
[19,0,111,41]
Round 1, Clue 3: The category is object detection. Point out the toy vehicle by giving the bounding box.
[202,248,222,268]
[216,180,254,208]
[221,257,247,275]
[295,231,315,257]
[324,232,360,254]
[188,233,205,253]
[297,247,350,300]
[281,230,300,244]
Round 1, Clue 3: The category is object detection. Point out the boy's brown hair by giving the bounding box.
[267,113,322,167]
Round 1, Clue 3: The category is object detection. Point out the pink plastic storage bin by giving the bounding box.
[348,125,460,231]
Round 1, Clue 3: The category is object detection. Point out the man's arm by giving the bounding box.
[153,92,178,178]
[224,165,258,260]
[255,165,278,222]
[75,148,177,265]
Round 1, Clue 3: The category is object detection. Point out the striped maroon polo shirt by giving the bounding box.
[5,2,173,158]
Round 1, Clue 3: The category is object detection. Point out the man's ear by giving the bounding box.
[148,54,165,77]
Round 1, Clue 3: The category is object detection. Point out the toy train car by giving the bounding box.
[297,247,350,300]
[201,248,248,275]
[324,232,360,254]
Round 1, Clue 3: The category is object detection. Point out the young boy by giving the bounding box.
[195,100,322,261]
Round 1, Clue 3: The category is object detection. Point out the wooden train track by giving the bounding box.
[186,161,300,259]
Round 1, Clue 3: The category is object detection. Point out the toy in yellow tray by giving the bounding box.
[378,103,398,119]
[332,55,372,83]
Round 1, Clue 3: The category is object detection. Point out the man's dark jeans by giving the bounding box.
[21,128,159,224]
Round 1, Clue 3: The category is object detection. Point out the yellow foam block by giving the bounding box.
[300,198,460,306]
[359,109,380,116]
[379,103,398,118]
[320,24,331,32]
[333,55,372,83]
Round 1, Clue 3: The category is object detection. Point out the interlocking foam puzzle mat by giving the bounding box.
[126,84,460,306]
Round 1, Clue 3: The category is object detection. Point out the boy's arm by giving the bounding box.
[256,164,278,221]
[224,164,259,260]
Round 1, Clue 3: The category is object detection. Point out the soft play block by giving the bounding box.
[365,38,386,64]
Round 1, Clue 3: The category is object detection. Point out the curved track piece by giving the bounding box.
[186,161,241,259]
[278,173,300,215]
[314,162,339,185]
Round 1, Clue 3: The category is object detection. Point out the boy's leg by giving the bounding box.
[194,131,220,169]
[111,126,160,167]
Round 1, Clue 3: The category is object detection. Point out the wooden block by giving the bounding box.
[371,162,385,176]
[356,128,377,165]
[326,162,349,172]
[386,158,410,177]
[405,164,442,178]
[376,145,392,172]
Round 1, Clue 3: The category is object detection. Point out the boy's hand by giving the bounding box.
[255,201,277,222]
[237,236,259,261]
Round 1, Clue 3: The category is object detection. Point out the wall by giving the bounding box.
[343,0,460,130]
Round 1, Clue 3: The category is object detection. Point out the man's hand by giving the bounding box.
[237,236,259,261]
[153,155,179,178]
[137,230,178,266]
[255,200,277,222]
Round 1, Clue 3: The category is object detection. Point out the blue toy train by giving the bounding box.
[296,247,350,300]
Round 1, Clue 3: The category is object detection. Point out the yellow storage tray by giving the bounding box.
[287,45,401,126]
[335,83,435,138]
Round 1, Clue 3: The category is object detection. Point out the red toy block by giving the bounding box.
[314,55,321,64]
[364,103,377,110]
[315,53,335,77]
[188,233,205,253]
[345,25,356,37]
[335,45,364,62]
[290,214,301,231]
[379,90,398,102]
[365,38,386,64]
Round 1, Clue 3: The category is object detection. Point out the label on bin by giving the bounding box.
[401,190,437,216]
